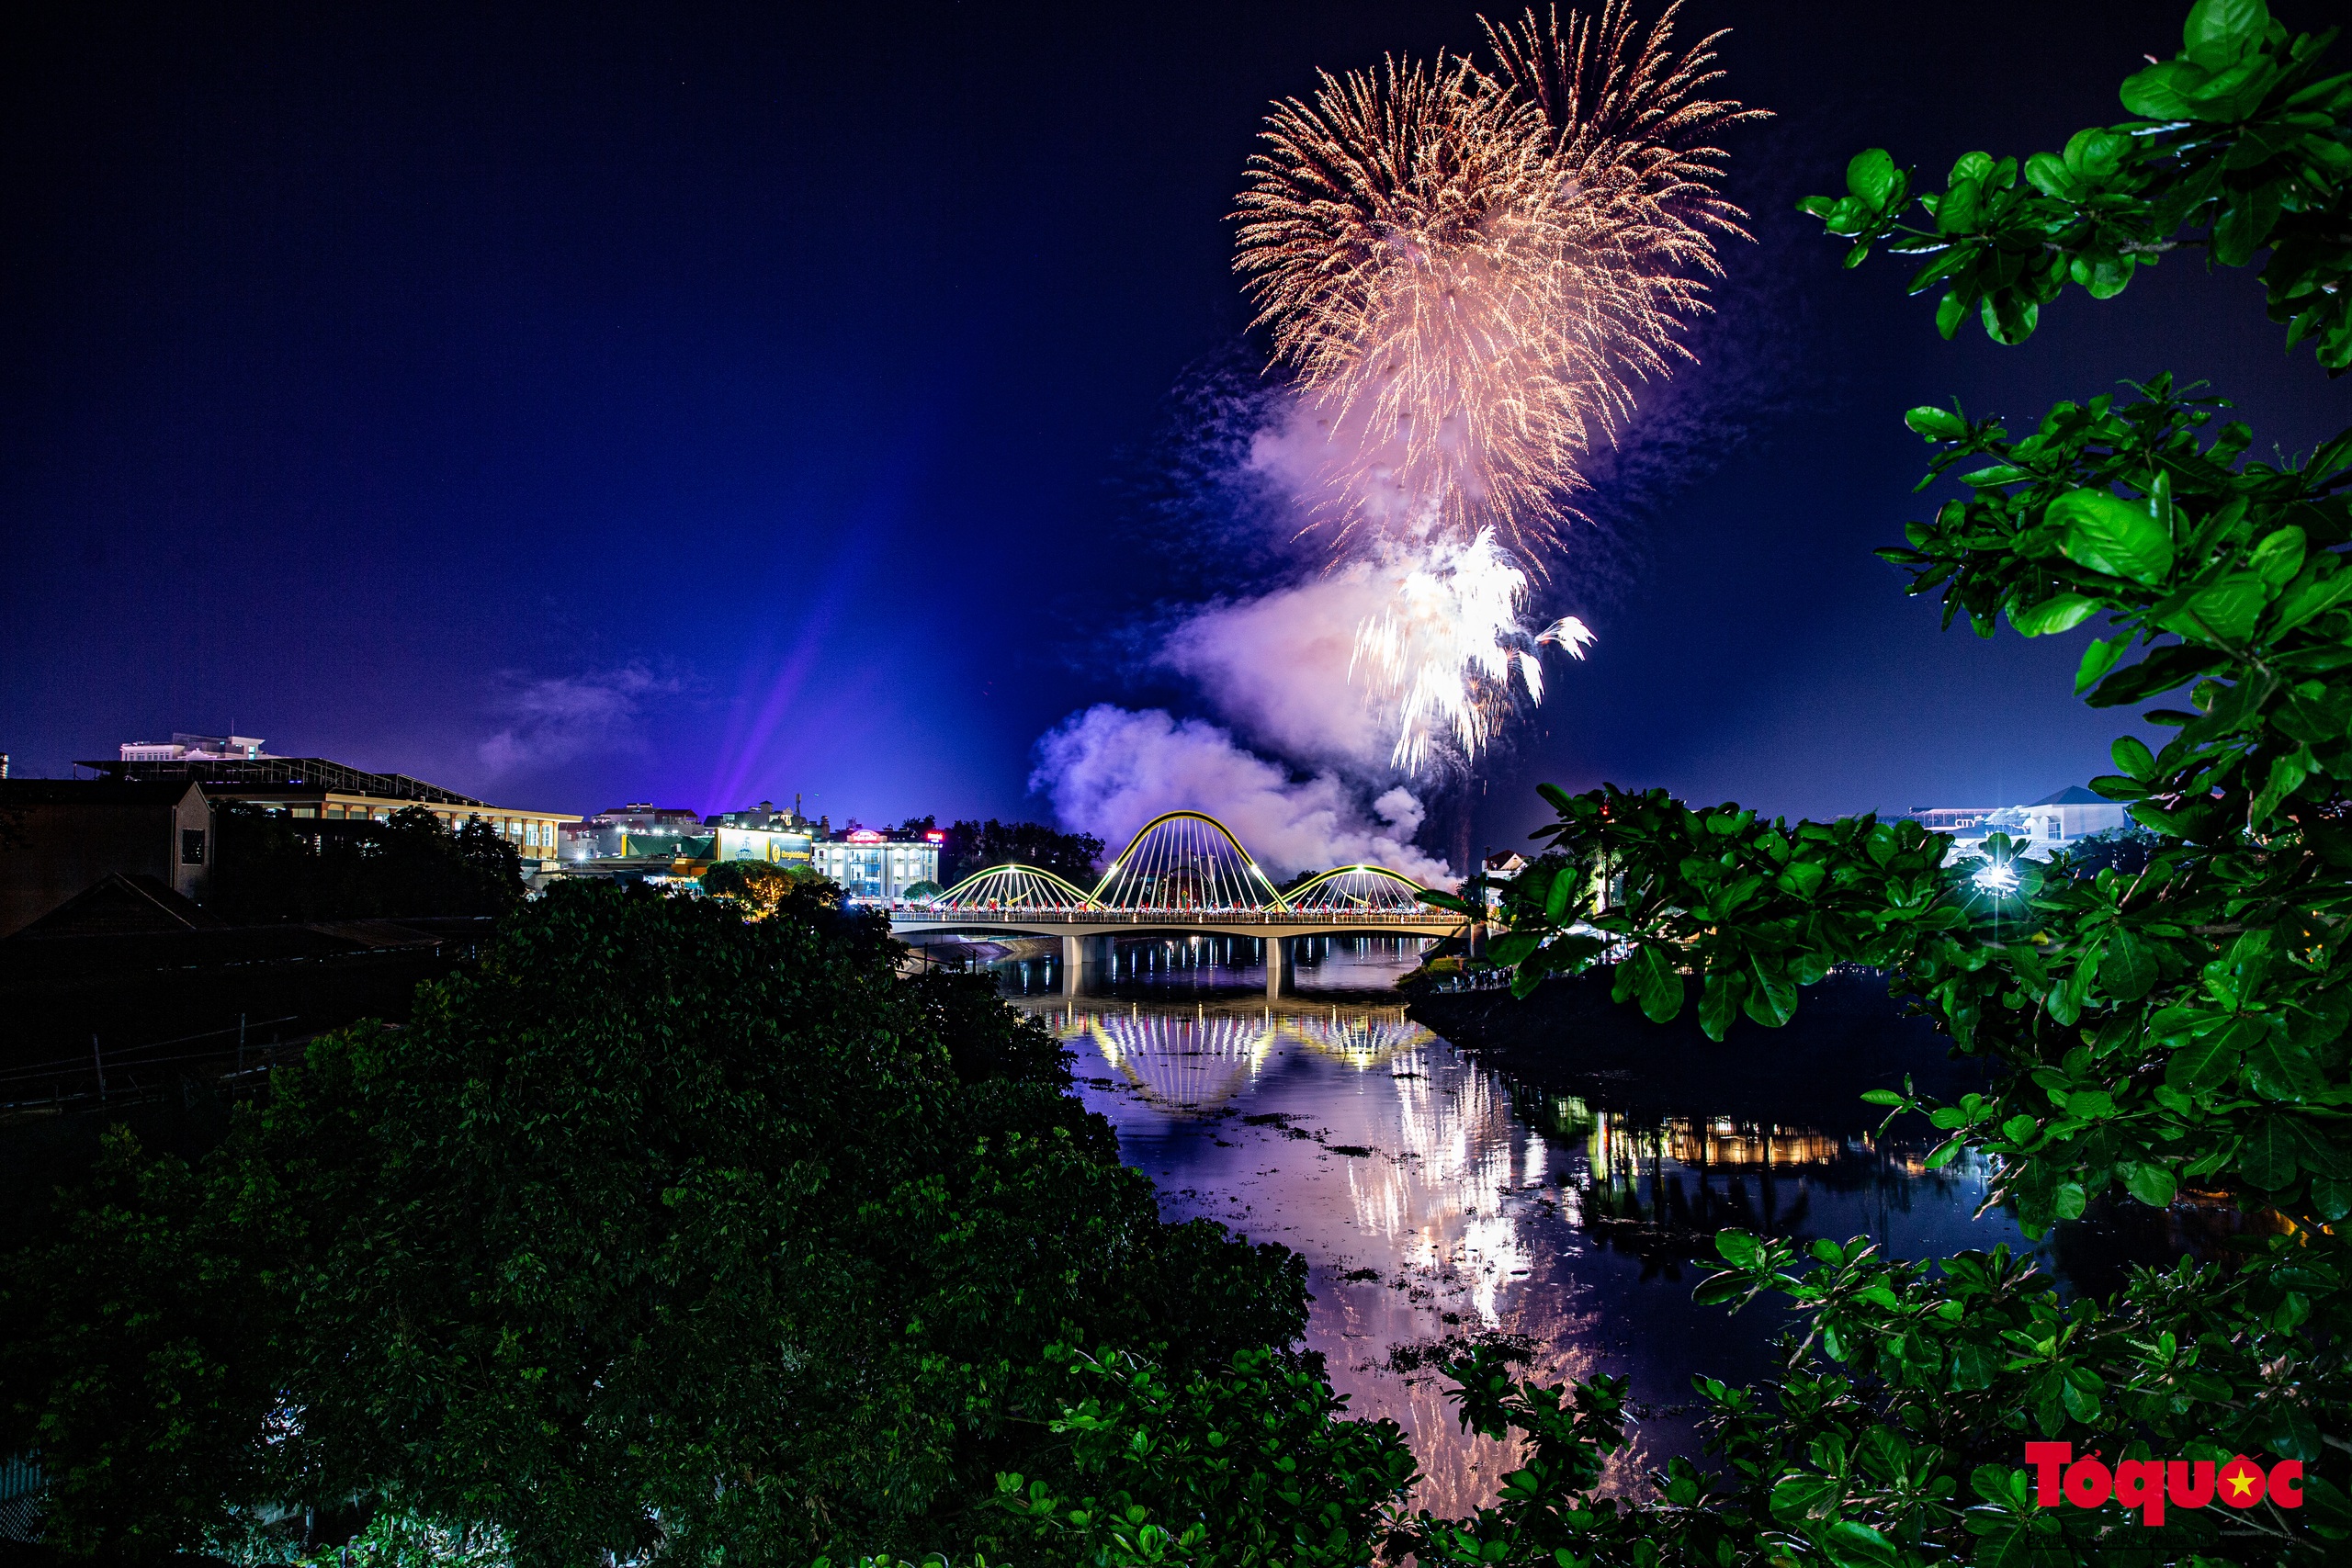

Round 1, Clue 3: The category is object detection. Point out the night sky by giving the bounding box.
[6,2,2348,863]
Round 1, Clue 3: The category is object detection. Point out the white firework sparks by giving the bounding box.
[1351,530,1593,773]
[1232,4,1757,776]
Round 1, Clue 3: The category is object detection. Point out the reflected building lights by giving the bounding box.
[993,941,2032,1522]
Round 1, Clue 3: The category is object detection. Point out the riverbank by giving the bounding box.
[1404,968,1988,1128]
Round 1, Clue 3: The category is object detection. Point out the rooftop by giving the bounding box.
[78,754,485,806]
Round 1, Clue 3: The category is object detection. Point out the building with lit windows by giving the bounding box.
[561,803,708,862]
[809,829,942,901]
[79,736,579,866]
[1907,785,2131,860]
[698,796,820,870]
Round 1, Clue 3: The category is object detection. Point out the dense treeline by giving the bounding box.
[0,879,1306,1563]
[891,817,1107,890]
[206,804,524,923]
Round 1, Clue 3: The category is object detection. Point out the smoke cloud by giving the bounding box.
[1158,563,1396,771]
[478,663,685,777]
[1030,705,1453,886]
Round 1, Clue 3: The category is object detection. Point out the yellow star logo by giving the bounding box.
[2225,1467,2256,1499]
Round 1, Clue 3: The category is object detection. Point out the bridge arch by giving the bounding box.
[1091,810,1288,913]
[1282,864,1430,914]
[933,863,1099,912]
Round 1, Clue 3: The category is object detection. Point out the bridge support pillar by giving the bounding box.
[1264,935,1291,998]
[1060,934,1110,997]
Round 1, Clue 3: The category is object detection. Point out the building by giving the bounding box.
[0,779,214,937]
[78,735,580,867]
[707,795,822,833]
[809,829,942,902]
[1908,785,2132,860]
[1907,807,1997,834]
[119,732,270,762]
[561,803,708,863]
[688,795,817,872]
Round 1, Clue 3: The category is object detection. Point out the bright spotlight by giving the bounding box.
[1973,859,2019,895]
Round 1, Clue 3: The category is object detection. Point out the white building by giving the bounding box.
[1913,786,2132,862]
[119,733,270,762]
[810,829,942,901]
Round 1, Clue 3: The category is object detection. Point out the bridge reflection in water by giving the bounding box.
[1019,995,1438,1113]
[1004,952,2042,1520]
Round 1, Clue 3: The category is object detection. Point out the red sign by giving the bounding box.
[2026,1443,2301,1526]
[924,830,945,843]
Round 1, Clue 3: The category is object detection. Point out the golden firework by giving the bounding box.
[1234,3,1763,561]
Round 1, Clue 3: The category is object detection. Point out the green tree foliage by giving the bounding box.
[989,1347,1419,1568]
[1800,0,2350,365]
[918,818,1106,890]
[697,855,822,915]
[207,804,523,922]
[1371,3,2352,1559]
[0,883,1308,1564]
[2048,825,2165,880]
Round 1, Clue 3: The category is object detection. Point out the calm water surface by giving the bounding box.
[990,937,2102,1516]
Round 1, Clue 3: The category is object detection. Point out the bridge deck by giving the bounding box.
[889,912,1459,939]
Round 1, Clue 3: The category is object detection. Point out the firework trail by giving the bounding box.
[1232,3,1759,773]
[1351,531,1594,773]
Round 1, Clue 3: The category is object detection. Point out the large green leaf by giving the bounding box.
[1745,958,1797,1028]
[2075,635,2129,694]
[1625,943,1684,1024]
[2172,573,2271,642]
[2122,1161,2177,1208]
[1770,1471,1840,1527]
[1698,971,1743,1042]
[2187,0,2271,69]
[1489,931,1542,968]
[1905,405,1966,440]
[1846,148,1900,209]
[2086,643,2227,706]
[2101,930,2157,1002]
[2241,1117,2302,1190]
[2051,489,2173,584]
[2008,593,2100,637]
[2165,1031,2240,1090]
[2121,61,2199,119]
[1821,1519,1902,1568]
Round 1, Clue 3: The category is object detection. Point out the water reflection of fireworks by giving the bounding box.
[1025,974,2034,1523]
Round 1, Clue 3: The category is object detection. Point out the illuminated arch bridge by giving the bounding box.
[890,809,1464,995]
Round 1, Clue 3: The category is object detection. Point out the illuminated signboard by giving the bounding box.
[924,830,945,843]
[846,829,885,844]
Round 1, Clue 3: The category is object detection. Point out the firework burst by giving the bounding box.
[1234,4,1758,773]
[1234,2,1761,561]
[1351,530,1593,774]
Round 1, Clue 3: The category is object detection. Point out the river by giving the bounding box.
[990,934,2189,1517]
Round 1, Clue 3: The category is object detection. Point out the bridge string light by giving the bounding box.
[915,810,1451,918]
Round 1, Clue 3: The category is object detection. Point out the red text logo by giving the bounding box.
[2026,1443,2304,1526]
